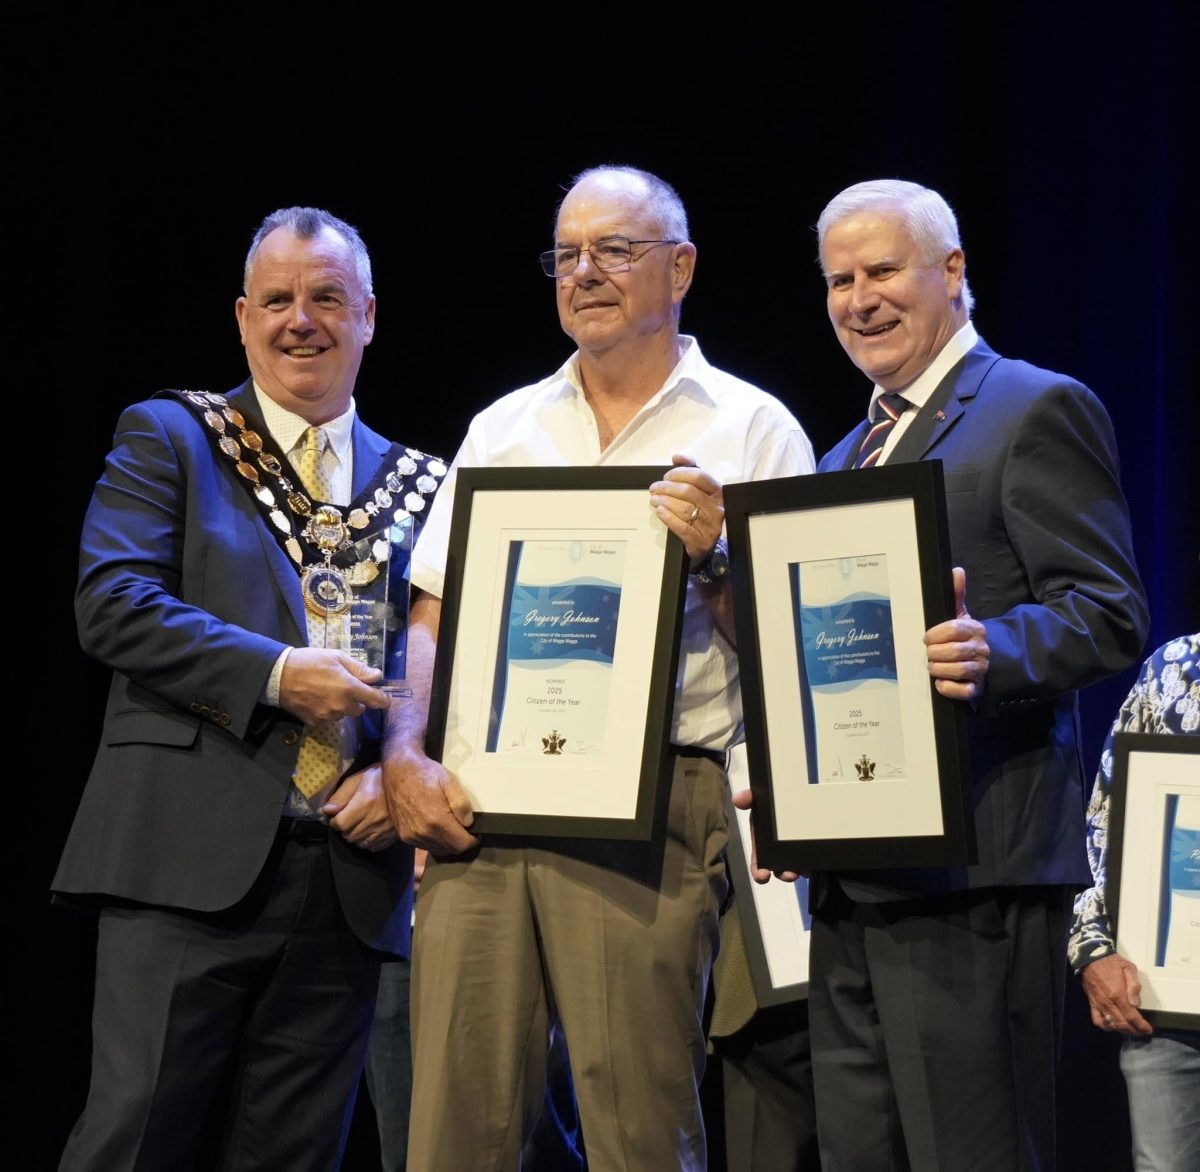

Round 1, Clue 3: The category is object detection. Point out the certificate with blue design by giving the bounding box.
[791,554,906,785]
[1110,734,1200,1029]
[1156,793,1200,968]
[487,538,625,757]
[426,466,688,840]
[724,461,973,872]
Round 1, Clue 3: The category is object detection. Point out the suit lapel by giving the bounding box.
[889,338,1003,464]
[350,417,391,499]
[224,381,309,637]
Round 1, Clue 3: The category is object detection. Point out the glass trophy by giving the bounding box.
[312,516,414,698]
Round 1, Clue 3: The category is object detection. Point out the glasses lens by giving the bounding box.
[590,239,633,271]
[539,239,643,277]
[539,250,568,277]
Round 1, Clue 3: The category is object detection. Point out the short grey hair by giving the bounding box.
[243,206,373,295]
[559,165,690,243]
[817,179,973,313]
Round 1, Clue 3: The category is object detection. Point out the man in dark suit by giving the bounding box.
[801,179,1149,1170]
[52,206,445,1170]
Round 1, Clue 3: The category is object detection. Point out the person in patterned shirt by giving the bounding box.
[1068,632,1200,1171]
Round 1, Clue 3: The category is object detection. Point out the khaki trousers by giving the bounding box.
[407,752,729,1172]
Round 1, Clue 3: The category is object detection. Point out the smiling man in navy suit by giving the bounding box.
[802,179,1149,1171]
[53,207,444,1171]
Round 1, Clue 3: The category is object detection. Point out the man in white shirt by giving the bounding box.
[383,165,815,1170]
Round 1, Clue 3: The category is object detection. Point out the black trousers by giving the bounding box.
[60,823,382,1172]
[809,884,1074,1172]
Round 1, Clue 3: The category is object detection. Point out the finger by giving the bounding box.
[1122,965,1143,1004]
[661,465,720,497]
[650,491,703,524]
[445,781,476,830]
[363,830,398,852]
[650,496,705,536]
[340,653,384,684]
[935,679,980,701]
[928,656,987,686]
[952,566,968,618]
[924,619,987,654]
[352,682,392,712]
[410,822,479,855]
[731,788,754,811]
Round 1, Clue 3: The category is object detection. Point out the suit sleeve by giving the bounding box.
[977,377,1149,711]
[75,400,289,738]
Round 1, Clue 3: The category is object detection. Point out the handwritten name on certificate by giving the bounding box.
[790,554,907,784]
[486,539,626,757]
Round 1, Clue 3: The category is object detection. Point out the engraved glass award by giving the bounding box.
[314,517,414,697]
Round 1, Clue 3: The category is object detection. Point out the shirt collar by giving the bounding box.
[867,321,979,419]
[251,383,357,462]
[560,334,715,406]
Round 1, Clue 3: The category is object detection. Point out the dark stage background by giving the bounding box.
[14,8,1197,1170]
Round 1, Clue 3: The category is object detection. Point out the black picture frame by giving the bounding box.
[724,460,974,872]
[724,745,812,1005]
[426,465,688,840]
[1108,732,1200,1030]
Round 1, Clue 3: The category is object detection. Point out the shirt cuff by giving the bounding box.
[265,646,291,707]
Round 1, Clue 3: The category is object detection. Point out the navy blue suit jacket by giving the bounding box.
[815,337,1148,901]
[54,381,415,955]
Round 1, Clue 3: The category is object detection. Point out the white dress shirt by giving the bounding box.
[411,336,816,750]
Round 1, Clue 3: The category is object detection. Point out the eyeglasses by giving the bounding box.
[539,236,679,278]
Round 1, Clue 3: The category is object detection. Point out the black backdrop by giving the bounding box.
[15,8,1197,1169]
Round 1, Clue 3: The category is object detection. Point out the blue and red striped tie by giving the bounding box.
[854,392,909,469]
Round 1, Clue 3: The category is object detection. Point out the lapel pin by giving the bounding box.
[934,409,946,422]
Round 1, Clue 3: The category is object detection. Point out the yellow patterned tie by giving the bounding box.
[292,426,342,799]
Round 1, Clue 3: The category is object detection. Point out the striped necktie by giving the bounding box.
[854,392,908,469]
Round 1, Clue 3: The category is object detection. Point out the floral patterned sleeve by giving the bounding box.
[1067,634,1200,975]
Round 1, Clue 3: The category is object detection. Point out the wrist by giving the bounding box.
[689,536,730,586]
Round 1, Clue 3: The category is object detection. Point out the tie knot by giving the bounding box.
[854,393,909,469]
[876,392,908,422]
[302,426,326,457]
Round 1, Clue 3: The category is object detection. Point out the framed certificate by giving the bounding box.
[723,460,973,872]
[724,744,812,1004]
[1108,733,1200,1030]
[426,466,688,839]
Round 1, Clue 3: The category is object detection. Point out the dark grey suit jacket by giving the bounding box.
[814,337,1149,902]
[54,381,414,955]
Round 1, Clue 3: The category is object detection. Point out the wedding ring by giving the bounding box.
[1104,1014,1114,1026]
[687,505,700,523]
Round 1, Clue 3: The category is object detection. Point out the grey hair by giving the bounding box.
[243,206,373,295]
[559,165,690,243]
[816,179,973,314]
